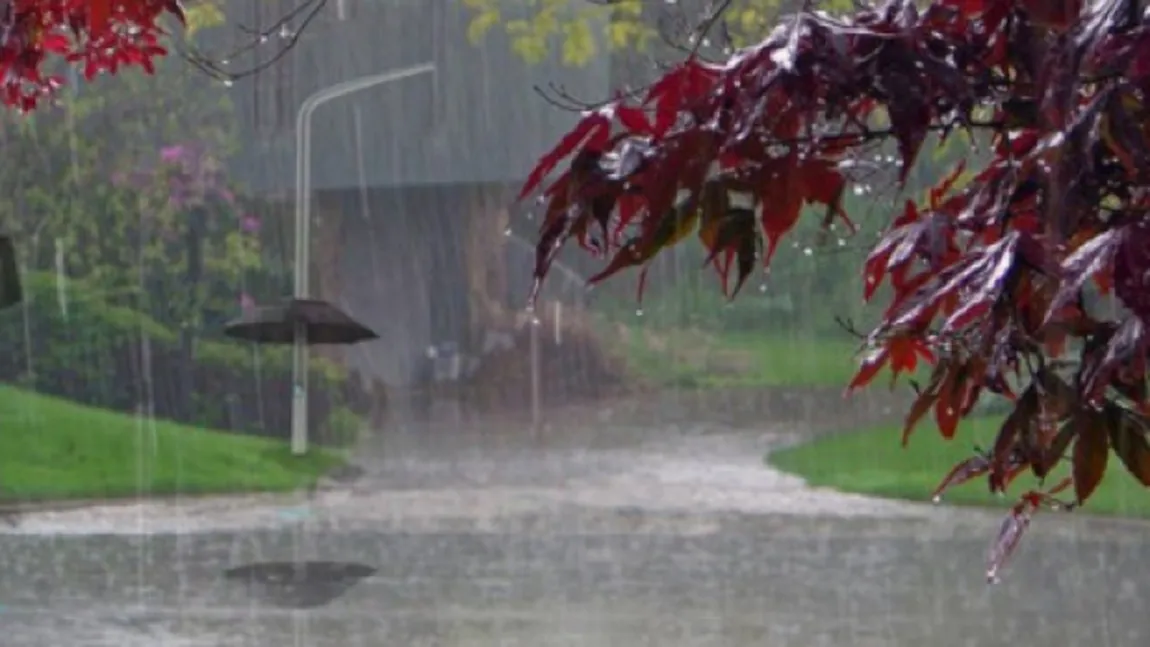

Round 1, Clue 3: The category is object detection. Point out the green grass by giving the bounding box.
[769,417,1150,518]
[0,385,342,502]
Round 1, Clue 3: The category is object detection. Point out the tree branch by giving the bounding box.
[176,0,329,82]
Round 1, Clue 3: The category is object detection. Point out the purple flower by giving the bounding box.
[215,186,236,205]
[239,214,261,234]
[159,144,187,163]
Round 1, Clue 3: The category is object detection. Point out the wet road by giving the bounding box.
[1,399,1148,646]
[2,513,1149,646]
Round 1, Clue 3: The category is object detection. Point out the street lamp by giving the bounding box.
[291,62,437,455]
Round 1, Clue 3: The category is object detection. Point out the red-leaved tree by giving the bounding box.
[524,0,1150,580]
[0,0,184,109]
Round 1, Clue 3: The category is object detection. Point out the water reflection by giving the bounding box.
[0,516,1147,646]
[0,409,1147,646]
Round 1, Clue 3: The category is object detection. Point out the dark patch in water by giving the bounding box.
[223,560,376,609]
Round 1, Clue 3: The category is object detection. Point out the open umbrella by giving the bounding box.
[223,560,377,609]
[0,235,22,310]
[222,298,379,345]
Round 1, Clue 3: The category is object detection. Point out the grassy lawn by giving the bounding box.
[769,416,1150,518]
[0,385,342,502]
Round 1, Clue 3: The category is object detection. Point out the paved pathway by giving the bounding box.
[0,398,1147,646]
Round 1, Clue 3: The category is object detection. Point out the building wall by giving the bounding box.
[220,0,612,194]
[311,184,515,388]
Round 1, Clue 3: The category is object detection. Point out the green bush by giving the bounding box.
[321,405,365,448]
[0,272,366,445]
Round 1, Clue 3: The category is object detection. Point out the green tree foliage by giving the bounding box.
[0,52,256,331]
[463,0,857,67]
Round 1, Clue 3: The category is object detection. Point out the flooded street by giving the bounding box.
[1,396,1149,646]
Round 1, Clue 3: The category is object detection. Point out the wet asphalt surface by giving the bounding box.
[0,394,1148,646]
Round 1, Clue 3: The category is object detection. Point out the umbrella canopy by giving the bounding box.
[223,560,377,609]
[222,298,379,345]
[0,235,22,310]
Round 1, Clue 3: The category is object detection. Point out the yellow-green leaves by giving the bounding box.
[561,18,596,66]
[183,0,226,38]
[467,2,503,45]
[463,0,857,68]
[465,0,653,67]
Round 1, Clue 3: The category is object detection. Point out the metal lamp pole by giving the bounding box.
[291,62,437,455]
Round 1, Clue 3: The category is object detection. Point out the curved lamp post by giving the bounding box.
[291,62,437,455]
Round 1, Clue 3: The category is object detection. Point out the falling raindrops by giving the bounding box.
[54,237,68,321]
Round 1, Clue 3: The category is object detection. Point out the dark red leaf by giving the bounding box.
[1033,419,1076,479]
[586,238,649,288]
[1107,407,1150,487]
[730,234,760,299]
[89,0,113,35]
[615,104,652,136]
[847,347,889,393]
[934,370,963,440]
[1047,228,1125,325]
[1081,316,1149,403]
[759,160,805,267]
[519,112,610,199]
[931,454,990,502]
[989,388,1036,493]
[903,364,946,445]
[986,498,1035,583]
[1071,409,1109,504]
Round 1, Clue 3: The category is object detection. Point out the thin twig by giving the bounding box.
[177,0,329,82]
[687,0,736,61]
[834,315,869,340]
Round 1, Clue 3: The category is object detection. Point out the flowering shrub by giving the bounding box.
[115,141,262,327]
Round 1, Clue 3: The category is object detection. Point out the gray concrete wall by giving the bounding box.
[220,0,611,194]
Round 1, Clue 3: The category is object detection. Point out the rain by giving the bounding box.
[0,1,1148,646]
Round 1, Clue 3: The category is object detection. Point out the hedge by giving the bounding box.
[0,272,366,445]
